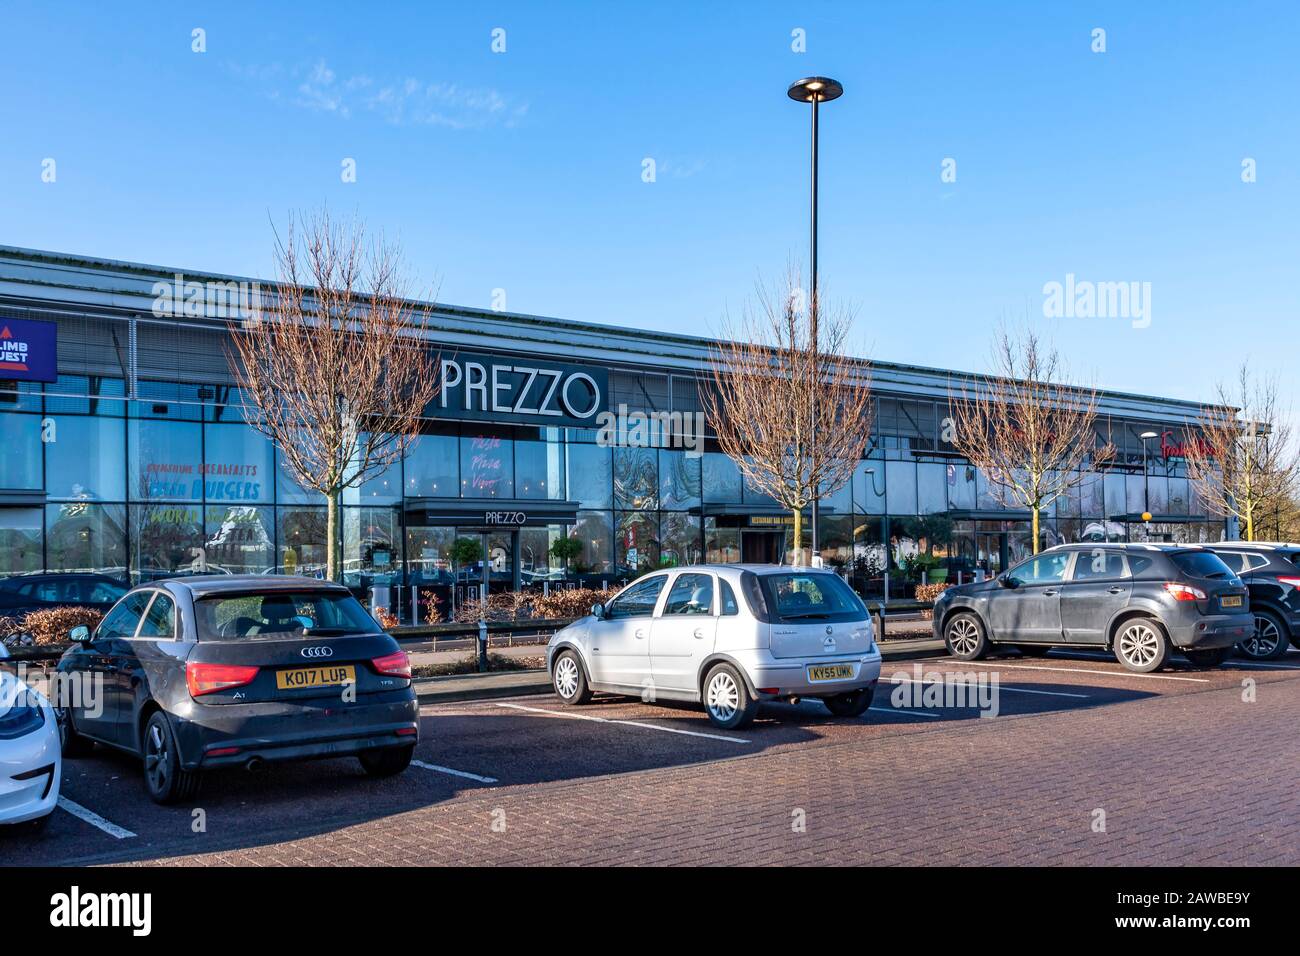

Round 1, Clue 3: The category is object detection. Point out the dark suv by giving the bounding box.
[1205,542,1300,660]
[933,544,1253,672]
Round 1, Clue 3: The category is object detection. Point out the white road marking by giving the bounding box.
[869,705,942,718]
[57,796,136,839]
[411,760,498,784]
[888,675,1089,699]
[495,701,752,744]
[1222,661,1300,670]
[953,660,1211,683]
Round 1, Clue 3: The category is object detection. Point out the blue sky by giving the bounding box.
[2,1,1297,409]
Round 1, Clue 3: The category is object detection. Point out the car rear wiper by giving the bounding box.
[782,612,831,620]
[302,627,356,636]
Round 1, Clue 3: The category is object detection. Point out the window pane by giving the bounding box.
[202,423,274,504]
[277,507,327,577]
[606,575,665,618]
[613,446,658,510]
[664,572,714,614]
[514,433,564,500]
[885,460,917,514]
[461,429,514,498]
[45,503,127,576]
[917,463,948,515]
[130,419,202,501]
[658,450,701,510]
[571,510,612,575]
[343,506,401,585]
[567,443,612,508]
[0,412,42,489]
[518,525,563,582]
[660,512,702,567]
[98,591,150,639]
[138,592,176,638]
[0,507,41,575]
[704,517,739,564]
[404,431,458,498]
[204,505,275,575]
[45,416,126,501]
[616,511,658,574]
[131,503,203,582]
[702,452,741,503]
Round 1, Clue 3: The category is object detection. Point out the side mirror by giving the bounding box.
[590,603,605,619]
[997,574,1017,589]
[69,624,92,644]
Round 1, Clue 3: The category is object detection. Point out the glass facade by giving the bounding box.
[0,337,1226,615]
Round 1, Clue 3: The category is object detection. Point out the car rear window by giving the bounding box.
[758,572,867,623]
[194,592,379,640]
[1172,551,1235,579]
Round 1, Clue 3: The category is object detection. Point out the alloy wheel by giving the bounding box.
[948,618,980,656]
[554,656,580,698]
[1118,623,1160,668]
[706,671,740,723]
[144,722,169,794]
[1243,615,1283,657]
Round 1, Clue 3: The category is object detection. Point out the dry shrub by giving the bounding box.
[529,587,620,620]
[451,587,622,624]
[453,591,535,624]
[19,606,106,645]
[914,583,952,620]
[371,606,399,630]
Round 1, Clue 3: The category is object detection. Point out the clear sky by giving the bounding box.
[2,1,1297,410]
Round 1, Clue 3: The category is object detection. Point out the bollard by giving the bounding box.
[477,618,489,673]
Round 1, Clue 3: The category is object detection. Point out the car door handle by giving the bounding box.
[1107,586,1123,594]
[634,628,646,639]
[1043,589,1058,597]
[693,628,704,639]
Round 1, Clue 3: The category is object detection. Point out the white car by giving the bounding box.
[0,656,61,831]
[547,565,882,728]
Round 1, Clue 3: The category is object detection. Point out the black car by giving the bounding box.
[1205,542,1300,660]
[932,544,1253,672]
[0,572,128,617]
[55,576,419,803]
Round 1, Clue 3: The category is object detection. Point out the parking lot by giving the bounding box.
[4,646,1299,867]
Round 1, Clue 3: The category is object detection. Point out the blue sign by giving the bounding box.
[0,317,57,383]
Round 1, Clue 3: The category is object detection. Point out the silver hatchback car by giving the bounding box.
[546,565,882,728]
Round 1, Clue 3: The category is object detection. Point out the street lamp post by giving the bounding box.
[788,76,843,565]
[1139,431,1159,524]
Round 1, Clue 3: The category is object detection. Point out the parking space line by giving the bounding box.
[57,796,136,839]
[495,702,752,744]
[1222,661,1300,670]
[888,676,1089,699]
[952,661,1211,683]
[869,705,942,718]
[410,760,498,784]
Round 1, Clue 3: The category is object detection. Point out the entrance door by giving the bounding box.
[741,530,783,564]
[975,532,1008,579]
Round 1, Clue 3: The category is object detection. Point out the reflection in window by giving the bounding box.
[45,416,126,501]
[704,517,739,564]
[0,507,41,575]
[614,447,658,510]
[702,452,741,503]
[277,506,327,577]
[129,419,202,501]
[519,525,562,581]
[567,444,612,508]
[344,507,402,584]
[515,433,564,500]
[571,510,612,574]
[203,423,274,504]
[45,503,127,575]
[658,450,701,509]
[204,505,274,575]
[616,511,659,573]
[404,431,458,498]
[130,503,203,582]
[0,412,41,490]
[660,512,702,567]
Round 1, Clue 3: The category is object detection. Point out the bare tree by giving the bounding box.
[948,328,1115,554]
[227,212,438,581]
[1183,364,1296,541]
[704,272,873,565]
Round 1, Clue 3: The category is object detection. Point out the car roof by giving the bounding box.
[144,575,351,599]
[637,564,839,577]
[1045,542,1207,553]
[1208,541,1300,551]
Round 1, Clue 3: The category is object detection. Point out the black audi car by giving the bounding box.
[55,576,419,803]
[933,543,1252,672]
[1206,542,1300,660]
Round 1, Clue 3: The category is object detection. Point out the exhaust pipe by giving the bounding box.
[244,756,267,774]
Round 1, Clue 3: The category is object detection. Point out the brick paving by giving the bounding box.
[123,670,1300,867]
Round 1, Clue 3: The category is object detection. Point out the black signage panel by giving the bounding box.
[431,352,608,428]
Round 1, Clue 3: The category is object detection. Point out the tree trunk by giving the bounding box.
[326,488,342,582]
[1031,506,1040,554]
[791,508,803,566]
[1245,502,1255,542]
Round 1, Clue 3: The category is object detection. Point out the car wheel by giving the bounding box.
[822,686,874,718]
[1016,645,1053,657]
[551,650,592,705]
[1113,618,1169,673]
[358,745,414,778]
[55,706,94,758]
[702,663,757,729]
[1238,610,1290,660]
[944,612,989,661]
[1185,647,1230,668]
[142,711,201,805]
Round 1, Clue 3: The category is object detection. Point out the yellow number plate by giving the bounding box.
[808,664,854,682]
[276,664,356,690]
[1221,595,1243,607]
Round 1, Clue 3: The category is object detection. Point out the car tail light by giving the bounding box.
[1277,576,1300,587]
[187,662,260,697]
[372,650,412,679]
[1164,582,1207,602]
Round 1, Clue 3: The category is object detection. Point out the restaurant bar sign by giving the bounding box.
[433,352,608,428]
[0,317,58,383]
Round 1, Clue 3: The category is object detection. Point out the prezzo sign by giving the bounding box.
[434,353,608,428]
[0,318,58,383]
[483,510,528,526]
